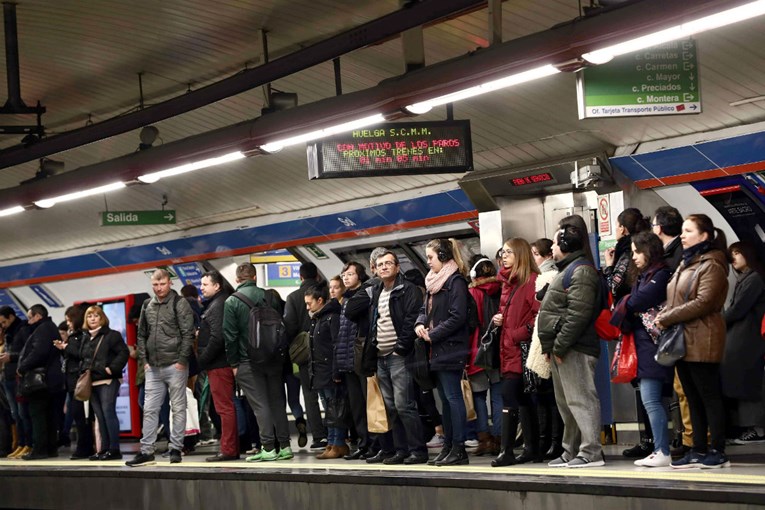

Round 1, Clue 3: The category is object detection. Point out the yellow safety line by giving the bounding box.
[3,459,765,486]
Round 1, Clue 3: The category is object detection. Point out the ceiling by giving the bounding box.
[1,0,765,266]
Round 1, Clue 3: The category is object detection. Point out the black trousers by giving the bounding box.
[675,360,725,452]
[344,371,369,449]
[28,391,60,454]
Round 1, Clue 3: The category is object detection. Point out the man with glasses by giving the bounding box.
[362,251,427,465]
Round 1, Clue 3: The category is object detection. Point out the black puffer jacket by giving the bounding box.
[415,273,470,371]
[1,317,28,380]
[309,299,341,390]
[198,290,229,371]
[335,288,359,374]
[80,326,129,383]
[17,317,65,392]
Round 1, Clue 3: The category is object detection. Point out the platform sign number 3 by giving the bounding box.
[598,195,612,236]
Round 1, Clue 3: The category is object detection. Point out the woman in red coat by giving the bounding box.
[490,238,540,466]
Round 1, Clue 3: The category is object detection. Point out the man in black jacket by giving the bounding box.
[283,262,327,449]
[362,251,427,465]
[198,271,238,462]
[17,304,64,460]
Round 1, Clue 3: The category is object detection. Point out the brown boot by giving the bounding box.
[316,445,334,459]
[490,435,501,456]
[325,444,349,459]
[473,432,493,456]
[10,424,17,452]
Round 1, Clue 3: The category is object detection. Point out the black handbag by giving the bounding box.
[412,338,436,390]
[20,367,47,396]
[654,265,700,367]
[474,325,500,370]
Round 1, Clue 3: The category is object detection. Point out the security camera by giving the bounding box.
[570,163,602,188]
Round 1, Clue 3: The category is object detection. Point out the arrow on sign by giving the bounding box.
[164,213,174,221]
[690,105,698,110]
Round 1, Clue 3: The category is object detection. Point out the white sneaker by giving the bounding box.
[634,451,671,467]
[426,434,445,449]
[464,439,479,448]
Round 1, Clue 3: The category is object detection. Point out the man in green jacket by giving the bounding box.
[223,263,292,462]
[537,217,604,469]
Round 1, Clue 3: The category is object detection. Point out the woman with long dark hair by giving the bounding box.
[656,214,730,469]
[721,240,765,444]
[415,238,471,466]
[490,237,540,467]
[54,305,95,459]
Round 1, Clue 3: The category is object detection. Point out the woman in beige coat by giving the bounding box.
[656,213,729,470]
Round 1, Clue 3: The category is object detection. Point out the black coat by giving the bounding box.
[367,275,423,358]
[62,330,87,390]
[625,264,673,382]
[416,273,470,371]
[664,237,683,274]
[309,299,341,390]
[1,317,28,380]
[721,269,765,401]
[344,277,380,375]
[80,326,129,383]
[17,317,64,392]
[335,288,359,374]
[284,280,316,343]
[198,290,230,371]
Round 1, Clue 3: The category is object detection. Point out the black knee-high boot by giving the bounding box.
[491,408,519,467]
[515,405,541,463]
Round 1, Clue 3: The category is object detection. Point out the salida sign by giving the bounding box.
[101,210,177,226]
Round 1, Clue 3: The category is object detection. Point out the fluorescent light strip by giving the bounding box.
[259,114,386,153]
[404,65,561,114]
[34,182,126,209]
[137,151,245,184]
[582,0,765,64]
[0,205,24,217]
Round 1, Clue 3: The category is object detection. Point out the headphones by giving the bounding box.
[436,239,452,263]
[469,258,491,279]
[557,226,583,253]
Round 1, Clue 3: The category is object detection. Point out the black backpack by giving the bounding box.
[479,289,500,337]
[232,291,287,365]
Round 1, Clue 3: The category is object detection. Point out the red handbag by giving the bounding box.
[610,332,637,383]
[596,292,621,341]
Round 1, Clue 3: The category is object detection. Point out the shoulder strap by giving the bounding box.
[563,259,594,290]
[233,291,257,309]
[89,334,106,370]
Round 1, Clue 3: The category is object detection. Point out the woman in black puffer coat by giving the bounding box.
[80,305,128,461]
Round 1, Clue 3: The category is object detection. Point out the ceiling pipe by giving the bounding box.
[0,0,750,209]
[1,2,44,115]
[0,0,486,170]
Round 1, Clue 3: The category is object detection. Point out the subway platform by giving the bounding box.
[1,441,765,510]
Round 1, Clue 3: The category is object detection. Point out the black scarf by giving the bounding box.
[681,240,711,266]
[614,235,632,264]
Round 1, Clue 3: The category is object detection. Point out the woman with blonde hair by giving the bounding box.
[80,305,129,461]
[415,238,471,466]
[491,238,540,466]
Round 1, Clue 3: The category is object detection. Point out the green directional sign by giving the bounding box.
[577,38,700,118]
[101,210,177,226]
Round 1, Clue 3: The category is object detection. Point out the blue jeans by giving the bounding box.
[473,380,503,436]
[376,353,425,455]
[283,368,304,421]
[639,377,669,455]
[141,364,188,454]
[91,379,121,451]
[3,379,30,447]
[320,387,347,447]
[435,370,467,446]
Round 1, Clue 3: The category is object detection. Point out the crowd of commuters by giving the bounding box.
[0,205,764,472]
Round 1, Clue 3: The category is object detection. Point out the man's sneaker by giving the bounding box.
[464,439,479,448]
[622,441,653,458]
[245,447,261,455]
[426,434,445,449]
[296,420,308,448]
[566,456,605,468]
[732,429,765,445]
[198,438,218,446]
[247,448,278,462]
[169,449,182,464]
[126,452,156,467]
[309,438,328,451]
[277,447,294,460]
[670,444,691,459]
[634,451,671,467]
[547,456,570,468]
[670,450,705,469]
[700,449,731,469]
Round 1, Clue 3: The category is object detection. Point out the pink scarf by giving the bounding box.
[425,259,459,295]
